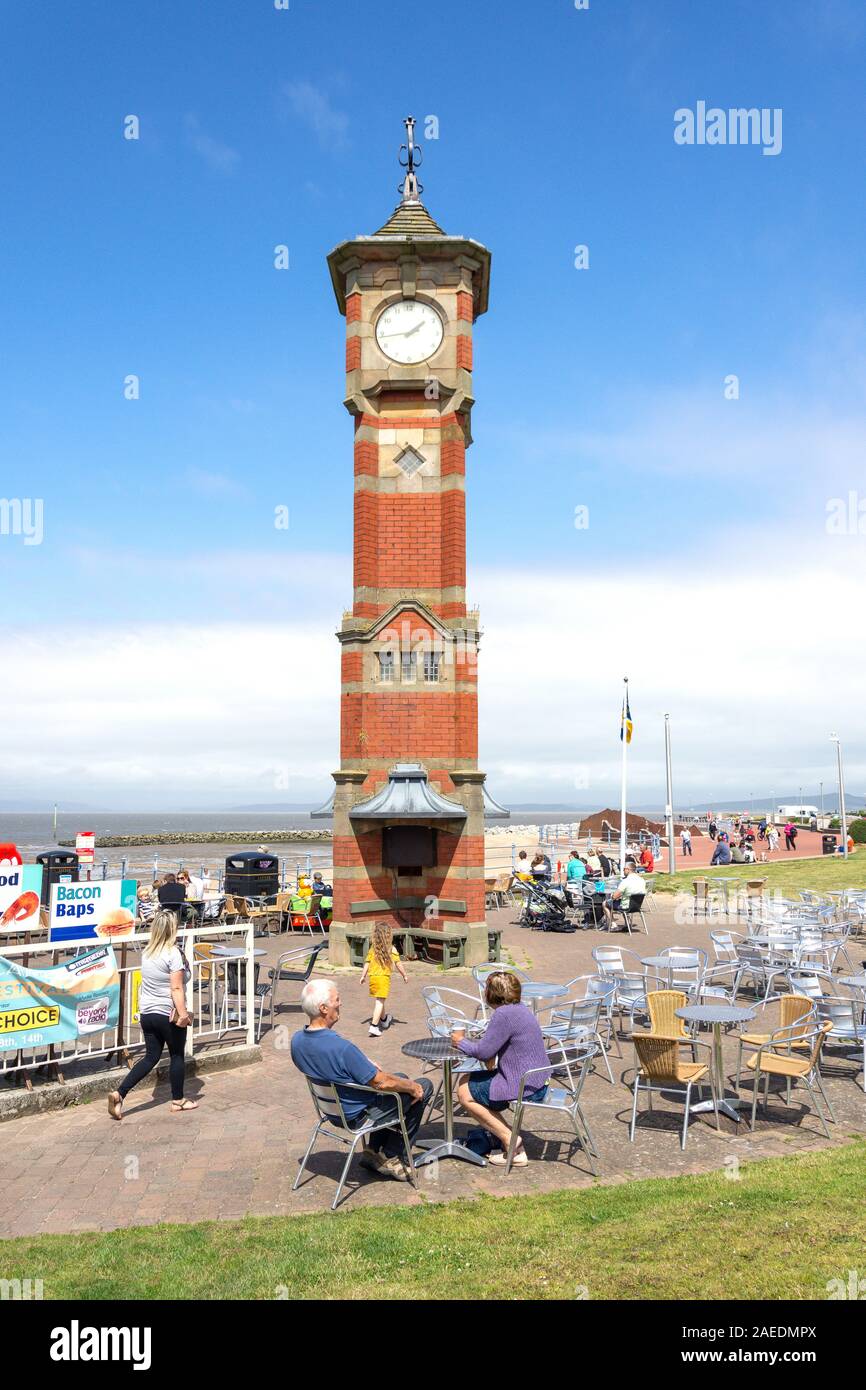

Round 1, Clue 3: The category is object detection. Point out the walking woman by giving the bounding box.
[108,910,197,1119]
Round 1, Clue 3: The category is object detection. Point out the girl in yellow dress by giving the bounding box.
[360,920,408,1036]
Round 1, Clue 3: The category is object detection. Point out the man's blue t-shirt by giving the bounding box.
[290,1026,377,1120]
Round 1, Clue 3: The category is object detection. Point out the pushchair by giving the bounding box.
[514,875,576,932]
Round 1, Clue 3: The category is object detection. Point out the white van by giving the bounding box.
[777,805,819,820]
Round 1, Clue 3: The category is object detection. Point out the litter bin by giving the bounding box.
[822,834,838,856]
[35,850,80,906]
[224,852,279,900]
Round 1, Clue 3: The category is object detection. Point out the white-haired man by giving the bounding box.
[290,978,432,1182]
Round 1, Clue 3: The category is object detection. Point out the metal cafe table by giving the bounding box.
[401,1036,487,1168]
[676,1003,756,1125]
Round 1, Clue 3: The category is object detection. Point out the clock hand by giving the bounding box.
[380,323,424,338]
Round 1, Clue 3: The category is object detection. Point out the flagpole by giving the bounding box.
[620,677,629,870]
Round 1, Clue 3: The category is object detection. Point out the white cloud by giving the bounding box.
[282,82,349,150]
[184,114,240,173]
[6,534,865,809]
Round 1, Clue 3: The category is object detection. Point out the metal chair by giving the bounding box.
[630,1033,719,1150]
[293,1077,418,1210]
[260,941,329,1036]
[709,929,746,962]
[538,995,615,1083]
[812,994,866,1094]
[503,1042,599,1176]
[615,973,666,1036]
[734,943,785,1001]
[657,946,708,992]
[591,945,646,979]
[607,892,649,935]
[747,1023,835,1138]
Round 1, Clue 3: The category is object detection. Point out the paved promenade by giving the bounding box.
[0,898,863,1237]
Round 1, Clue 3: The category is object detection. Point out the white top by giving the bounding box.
[138,946,187,1018]
[617,872,646,905]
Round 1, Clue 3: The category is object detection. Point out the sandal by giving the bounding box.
[170,1099,199,1112]
[489,1142,528,1167]
[107,1091,123,1121]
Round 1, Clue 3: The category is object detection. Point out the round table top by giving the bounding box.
[211,945,267,958]
[642,955,678,969]
[677,1003,755,1025]
[402,1036,463,1063]
[840,974,866,989]
[521,981,569,999]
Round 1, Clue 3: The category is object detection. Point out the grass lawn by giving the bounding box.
[4,1142,866,1300]
[653,852,866,897]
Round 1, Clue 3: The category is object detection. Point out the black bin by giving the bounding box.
[35,850,80,906]
[822,834,838,856]
[224,852,279,900]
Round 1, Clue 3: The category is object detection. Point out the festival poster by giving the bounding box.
[48,879,138,945]
[0,865,44,934]
[0,946,120,1051]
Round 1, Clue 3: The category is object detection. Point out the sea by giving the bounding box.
[0,810,589,880]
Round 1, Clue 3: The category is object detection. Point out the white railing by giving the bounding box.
[0,922,257,1079]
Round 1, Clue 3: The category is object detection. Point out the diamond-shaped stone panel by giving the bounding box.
[395,445,426,478]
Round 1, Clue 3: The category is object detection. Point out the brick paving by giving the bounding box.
[0,899,863,1237]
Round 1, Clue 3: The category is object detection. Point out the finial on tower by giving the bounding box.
[398,115,423,203]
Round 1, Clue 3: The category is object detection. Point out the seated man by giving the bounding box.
[710,839,732,866]
[604,859,645,929]
[597,849,613,878]
[730,842,747,864]
[291,979,432,1183]
[639,844,655,874]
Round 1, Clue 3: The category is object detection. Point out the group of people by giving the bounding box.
[137,869,207,925]
[290,956,553,1180]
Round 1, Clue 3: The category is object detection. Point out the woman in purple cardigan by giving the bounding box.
[451,971,551,1167]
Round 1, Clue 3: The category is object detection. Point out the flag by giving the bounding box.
[621,691,633,744]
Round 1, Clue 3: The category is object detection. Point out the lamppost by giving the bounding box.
[831,734,848,860]
[820,781,824,821]
[664,713,675,875]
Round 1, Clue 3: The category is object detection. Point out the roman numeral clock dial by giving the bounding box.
[375,299,443,364]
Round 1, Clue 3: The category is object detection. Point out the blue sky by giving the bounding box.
[2,0,865,808]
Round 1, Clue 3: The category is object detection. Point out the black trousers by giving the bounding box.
[118,1012,187,1101]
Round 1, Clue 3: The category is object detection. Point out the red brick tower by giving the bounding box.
[322,118,495,966]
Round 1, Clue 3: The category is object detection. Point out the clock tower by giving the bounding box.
[320,118,501,967]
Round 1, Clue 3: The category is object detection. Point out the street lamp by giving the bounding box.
[820,781,824,821]
[831,734,848,860]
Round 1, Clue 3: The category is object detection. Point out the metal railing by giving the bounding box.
[0,921,256,1080]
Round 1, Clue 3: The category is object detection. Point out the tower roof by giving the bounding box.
[373,199,446,238]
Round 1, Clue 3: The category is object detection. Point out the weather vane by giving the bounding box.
[398,115,423,202]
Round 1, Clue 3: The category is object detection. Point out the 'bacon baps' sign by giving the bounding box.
[49,879,138,944]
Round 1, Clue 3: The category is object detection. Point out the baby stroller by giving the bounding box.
[516,876,575,933]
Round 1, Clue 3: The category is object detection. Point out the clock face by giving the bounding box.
[375,299,444,364]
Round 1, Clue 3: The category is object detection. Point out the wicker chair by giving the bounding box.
[642,989,698,1060]
[747,1021,835,1137]
[630,1033,718,1150]
[734,993,815,1092]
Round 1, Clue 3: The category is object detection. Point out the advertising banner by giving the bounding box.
[0,864,44,934]
[0,946,120,1051]
[49,879,138,945]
